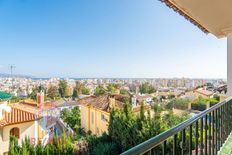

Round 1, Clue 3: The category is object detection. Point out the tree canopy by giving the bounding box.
[94,85,106,96]
[58,80,70,98]
[60,106,81,132]
[166,98,190,110]
[8,131,73,155]
[108,99,190,152]
[29,85,45,100]
[47,85,59,100]
[107,83,119,93]
[72,81,90,98]
[139,82,156,94]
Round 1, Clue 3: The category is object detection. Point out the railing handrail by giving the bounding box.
[121,97,232,155]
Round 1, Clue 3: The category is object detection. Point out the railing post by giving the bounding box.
[195,120,199,155]
[181,129,186,155]
[212,111,215,155]
[173,134,177,155]
[200,118,203,154]
[220,107,222,147]
[208,113,211,155]
[163,140,167,155]
[204,115,207,155]
[189,125,192,155]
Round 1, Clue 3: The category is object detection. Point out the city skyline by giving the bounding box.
[0,0,227,78]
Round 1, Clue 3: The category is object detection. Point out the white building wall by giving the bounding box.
[0,121,38,155]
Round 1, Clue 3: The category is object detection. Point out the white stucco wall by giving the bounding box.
[0,121,38,155]
[0,101,9,120]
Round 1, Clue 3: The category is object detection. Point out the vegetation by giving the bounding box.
[29,85,46,100]
[10,93,193,155]
[120,89,129,95]
[72,88,79,99]
[72,81,90,99]
[8,132,73,155]
[91,142,118,155]
[60,107,81,132]
[47,85,59,100]
[85,133,118,155]
[139,82,156,94]
[8,136,20,155]
[81,87,90,95]
[10,96,22,103]
[192,96,219,111]
[166,98,190,110]
[108,98,190,152]
[58,80,70,98]
[107,83,119,93]
[94,85,106,96]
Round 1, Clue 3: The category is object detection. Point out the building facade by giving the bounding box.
[79,93,150,136]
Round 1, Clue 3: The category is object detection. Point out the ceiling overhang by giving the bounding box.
[160,0,232,38]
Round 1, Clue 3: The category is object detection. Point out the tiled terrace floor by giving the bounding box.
[219,133,232,155]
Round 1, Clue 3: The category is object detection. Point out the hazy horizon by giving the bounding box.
[0,73,226,80]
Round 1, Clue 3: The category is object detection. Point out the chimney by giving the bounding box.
[188,102,191,111]
[0,101,11,120]
[37,91,44,107]
[109,96,115,108]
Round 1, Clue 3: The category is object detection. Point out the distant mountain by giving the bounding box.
[0,73,33,78]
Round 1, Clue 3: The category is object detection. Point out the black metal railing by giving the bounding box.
[121,97,232,155]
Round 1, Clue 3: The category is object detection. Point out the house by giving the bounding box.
[183,89,214,100]
[194,89,214,98]
[0,100,44,155]
[0,91,60,155]
[79,93,150,136]
[132,94,154,106]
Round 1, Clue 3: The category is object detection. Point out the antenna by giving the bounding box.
[10,65,16,77]
[9,65,16,88]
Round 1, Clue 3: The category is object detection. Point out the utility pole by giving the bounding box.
[9,65,16,88]
[10,65,16,77]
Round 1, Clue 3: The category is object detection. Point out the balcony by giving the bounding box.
[120,1,232,154]
[121,97,232,155]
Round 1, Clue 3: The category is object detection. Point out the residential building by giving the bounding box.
[79,93,150,136]
[0,99,45,155]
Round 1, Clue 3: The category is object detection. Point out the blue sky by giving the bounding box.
[0,0,227,78]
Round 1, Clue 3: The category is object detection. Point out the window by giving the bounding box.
[101,113,105,121]
[10,127,20,139]
[91,112,94,124]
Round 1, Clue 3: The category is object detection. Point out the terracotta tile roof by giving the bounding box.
[79,94,125,112]
[14,101,57,113]
[0,106,41,127]
[79,93,151,113]
[195,89,214,96]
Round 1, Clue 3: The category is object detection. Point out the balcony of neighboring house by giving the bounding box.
[121,0,232,154]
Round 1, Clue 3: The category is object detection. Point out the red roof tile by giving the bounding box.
[79,94,125,112]
[0,106,41,128]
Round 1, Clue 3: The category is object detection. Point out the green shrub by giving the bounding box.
[91,142,118,155]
